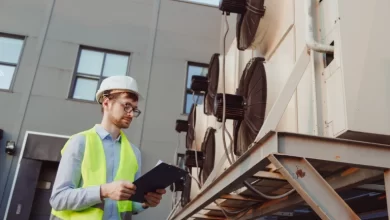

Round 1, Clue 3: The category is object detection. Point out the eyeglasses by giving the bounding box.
[115,100,141,118]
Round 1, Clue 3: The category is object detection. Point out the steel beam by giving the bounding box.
[278,132,390,169]
[268,155,359,220]
[239,167,383,219]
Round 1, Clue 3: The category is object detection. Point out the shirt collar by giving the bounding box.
[94,124,122,142]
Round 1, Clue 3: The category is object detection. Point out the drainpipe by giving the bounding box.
[305,0,334,53]
[138,0,161,149]
[305,0,332,135]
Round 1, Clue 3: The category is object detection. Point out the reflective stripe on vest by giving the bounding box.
[51,127,138,220]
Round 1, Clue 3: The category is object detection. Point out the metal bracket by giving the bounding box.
[268,154,359,220]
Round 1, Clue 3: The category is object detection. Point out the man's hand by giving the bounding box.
[143,189,166,208]
[100,180,136,201]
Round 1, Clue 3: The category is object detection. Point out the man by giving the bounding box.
[50,76,166,220]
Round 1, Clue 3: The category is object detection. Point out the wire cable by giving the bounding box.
[222,13,235,166]
[166,199,181,220]
[191,92,202,186]
[243,181,296,200]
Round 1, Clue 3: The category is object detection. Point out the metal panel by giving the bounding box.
[338,0,390,136]
[24,134,68,162]
[6,159,42,220]
[278,132,390,169]
[324,67,346,137]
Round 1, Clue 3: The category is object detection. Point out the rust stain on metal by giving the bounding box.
[296,169,306,179]
[335,155,341,160]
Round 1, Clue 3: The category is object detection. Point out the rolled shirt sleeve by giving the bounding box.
[49,134,102,211]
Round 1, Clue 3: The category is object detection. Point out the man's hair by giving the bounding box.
[101,90,139,113]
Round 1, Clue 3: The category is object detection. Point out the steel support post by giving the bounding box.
[383,169,390,217]
[268,154,360,220]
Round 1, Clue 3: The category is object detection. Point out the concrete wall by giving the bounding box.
[0,0,221,219]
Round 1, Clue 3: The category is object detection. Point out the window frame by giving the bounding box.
[68,45,132,103]
[183,61,209,115]
[0,32,26,92]
[173,0,219,8]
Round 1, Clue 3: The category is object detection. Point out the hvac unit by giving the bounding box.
[213,57,267,156]
[314,0,390,145]
[191,53,220,115]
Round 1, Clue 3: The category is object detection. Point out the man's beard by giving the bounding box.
[110,114,132,129]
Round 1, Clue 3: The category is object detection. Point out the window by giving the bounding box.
[183,62,208,114]
[70,46,130,101]
[0,34,24,90]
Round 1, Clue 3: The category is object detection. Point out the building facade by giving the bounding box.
[0,0,221,219]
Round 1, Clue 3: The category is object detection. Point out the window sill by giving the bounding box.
[66,98,98,105]
[0,89,13,93]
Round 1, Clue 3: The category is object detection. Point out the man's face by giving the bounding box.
[103,91,139,129]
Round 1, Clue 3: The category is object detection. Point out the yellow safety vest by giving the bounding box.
[51,127,138,220]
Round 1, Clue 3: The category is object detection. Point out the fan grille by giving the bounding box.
[186,104,196,149]
[204,53,220,115]
[236,0,266,50]
[234,57,267,156]
[200,127,216,183]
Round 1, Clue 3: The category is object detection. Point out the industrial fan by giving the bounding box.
[190,53,220,115]
[199,127,216,184]
[213,57,267,156]
[236,0,266,50]
[172,104,202,195]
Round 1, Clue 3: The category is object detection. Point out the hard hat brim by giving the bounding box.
[96,89,143,104]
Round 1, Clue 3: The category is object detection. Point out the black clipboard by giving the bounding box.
[131,162,188,203]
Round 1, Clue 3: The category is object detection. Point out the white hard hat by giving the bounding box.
[96,76,142,104]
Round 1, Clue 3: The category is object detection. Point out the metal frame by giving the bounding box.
[171,131,390,220]
[170,46,390,219]
[0,32,26,92]
[68,45,132,102]
[3,131,70,220]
